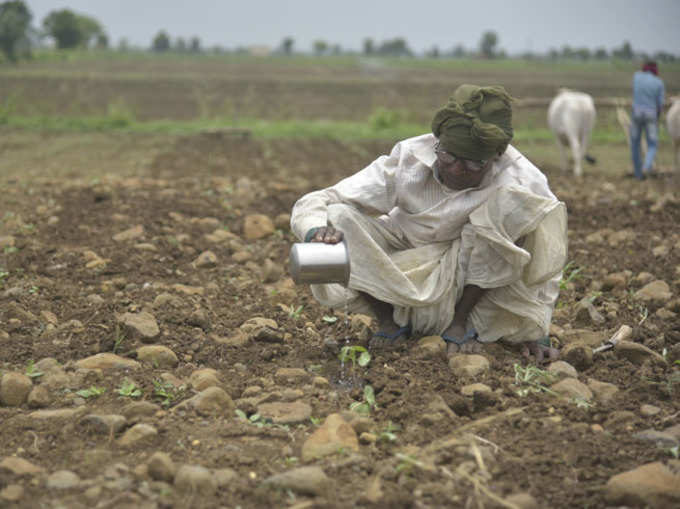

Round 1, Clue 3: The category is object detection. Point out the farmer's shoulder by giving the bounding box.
[495,145,556,198]
[388,133,436,168]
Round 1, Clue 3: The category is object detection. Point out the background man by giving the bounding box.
[630,60,666,180]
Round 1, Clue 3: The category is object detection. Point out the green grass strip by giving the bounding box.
[0,113,670,144]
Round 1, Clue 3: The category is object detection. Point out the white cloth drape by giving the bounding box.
[291,134,568,342]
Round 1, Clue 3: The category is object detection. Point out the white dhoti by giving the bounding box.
[310,185,567,344]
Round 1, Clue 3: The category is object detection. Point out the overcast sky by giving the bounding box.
[24,0,680,55]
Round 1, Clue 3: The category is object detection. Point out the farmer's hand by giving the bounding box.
[307,226,344,244]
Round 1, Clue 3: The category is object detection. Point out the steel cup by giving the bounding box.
[289,240,350,285]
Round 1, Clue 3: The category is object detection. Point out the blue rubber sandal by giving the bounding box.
[370,326,412,349]
[441,328,478,346]
[537,336,551,348]
[372,325,411,342]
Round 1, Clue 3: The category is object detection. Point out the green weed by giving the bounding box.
[287,304,304,320]
[153,379,185,407]
[338,345,371,370]
[394,453,419,475]
[117,379,142,398]
[559,261,582,290]
[349,384,377,414]
[235,409,289,431]
[0,269,9,288]
[25,360,44,379]
[76,386,106,399]
[637,304,649,325]
[322,315,338,324]
[378,421,401,443]
[513,363,557,397]
[573,397,593,409]
[112,325,126,354]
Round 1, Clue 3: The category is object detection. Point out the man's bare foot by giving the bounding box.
[442,324,482,355]
[446,338,483,355]
[521,340,559,363]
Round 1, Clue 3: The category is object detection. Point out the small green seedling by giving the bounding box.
[25,360,44,379]
[637,304,649,325]
[153,379,185,407]
[235,409,289,431]
[112,324,126,354]
[322,315,338,324]
[117,379,142,398]
[669,446,679,459]
[559,261,582,290]
[339,345,371,370]
[288,305,304,319]
[350,384,377,414]
[395,453,419,475]
[378,421,401,443]
[513,363,557,397]
[235,409,268,427]
[310,416,322,427]
[76,386,106,399]
[573,397,593,409]
[247,413,267,427]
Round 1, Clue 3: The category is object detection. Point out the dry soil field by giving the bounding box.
[1,56,680,509]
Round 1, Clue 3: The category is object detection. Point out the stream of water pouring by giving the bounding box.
[337,291,352,387]
[344,295,350,343]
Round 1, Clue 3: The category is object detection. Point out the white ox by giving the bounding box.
[667,97,680,172]
[547,89,596,177]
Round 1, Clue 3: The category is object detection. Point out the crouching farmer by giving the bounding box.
[290,85,567,361]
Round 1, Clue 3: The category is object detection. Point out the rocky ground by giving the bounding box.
[1,133,680,509]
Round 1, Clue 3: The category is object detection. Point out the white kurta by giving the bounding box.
[290,133,568,343]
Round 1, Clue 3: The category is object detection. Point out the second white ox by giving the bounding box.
[667,97,680,172]
[547,89,597,177]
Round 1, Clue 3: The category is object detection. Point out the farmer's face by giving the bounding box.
[433,145,494,190]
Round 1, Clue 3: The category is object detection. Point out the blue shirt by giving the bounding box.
[632,71,665,118]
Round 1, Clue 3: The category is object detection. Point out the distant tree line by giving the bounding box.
[150,30,201,53]
[0,0,108,61]
[0,1,677,64]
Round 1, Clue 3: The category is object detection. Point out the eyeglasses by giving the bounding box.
[434,142,487,172]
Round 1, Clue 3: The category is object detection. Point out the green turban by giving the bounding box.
[431,84,514,161]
